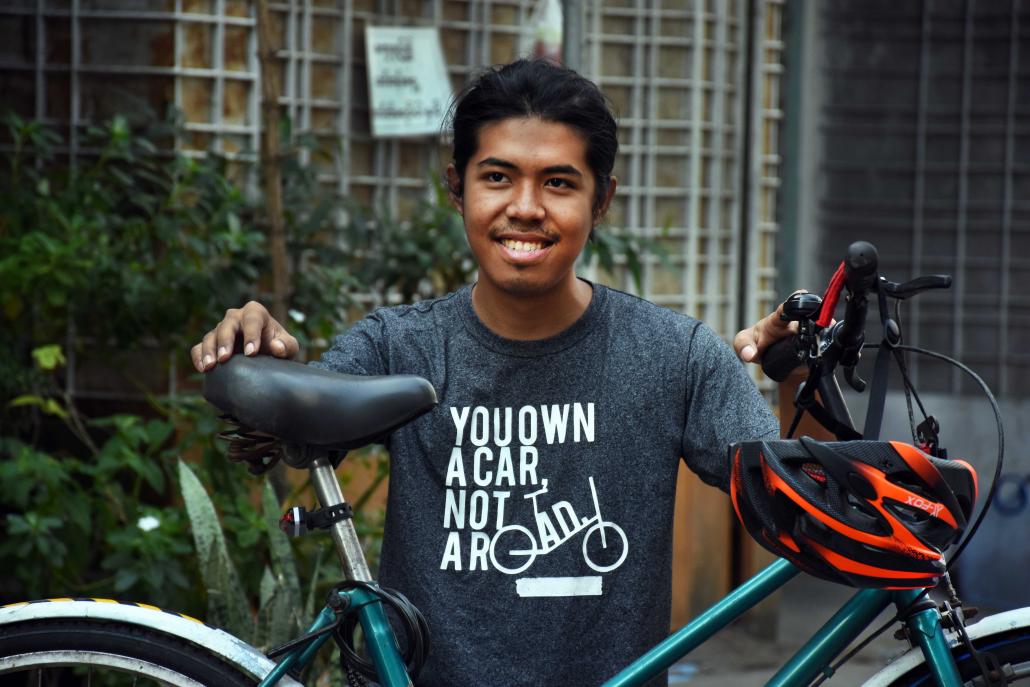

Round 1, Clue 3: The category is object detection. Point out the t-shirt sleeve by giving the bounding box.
[680,322,779,492]
[309,310,389,376]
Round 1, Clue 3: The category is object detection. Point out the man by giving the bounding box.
[192,59,792,686]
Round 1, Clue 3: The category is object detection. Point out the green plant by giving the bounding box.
[582,224,671,293]
[276,139,476,345]
[0,109,267,612]
[0,113,264,357]
[0,345,194,606]
[178,458,349,683]
[338,180,476,306]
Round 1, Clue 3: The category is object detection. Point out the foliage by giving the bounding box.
[0,112,268,616]
[0,409,194,606]
[583,225,670,293]
[339,181,476,306]
[0,112,263,353]
[276,135,476,344]
[177,459,252,637]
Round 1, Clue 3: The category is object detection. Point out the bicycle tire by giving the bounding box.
[489,525,537,575]
[582,521,628,573]
[0,618,258,686]
[888,628,1030,686]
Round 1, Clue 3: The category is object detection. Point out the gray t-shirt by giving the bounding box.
[315,282,778,686]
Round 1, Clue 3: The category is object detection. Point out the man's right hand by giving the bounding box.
[191,301,299,372]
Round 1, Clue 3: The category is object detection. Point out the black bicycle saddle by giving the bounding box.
[203,355,438,449]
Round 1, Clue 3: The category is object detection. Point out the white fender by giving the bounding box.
[0,598,303,686]
[861,607,1030,686]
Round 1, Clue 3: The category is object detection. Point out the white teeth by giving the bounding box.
[502,239,544,253]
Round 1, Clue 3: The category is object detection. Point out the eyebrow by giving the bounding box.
[476,157,583,177]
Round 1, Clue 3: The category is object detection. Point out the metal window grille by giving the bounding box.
[580,0,782,382]
[814,0,1029,397]
[0,0,783,396]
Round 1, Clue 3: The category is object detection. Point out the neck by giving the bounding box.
[471,274,593,341]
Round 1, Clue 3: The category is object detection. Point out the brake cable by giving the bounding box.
[863,343,1005,573]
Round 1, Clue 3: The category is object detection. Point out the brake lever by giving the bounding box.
[843,365,866,393]
[883,275,952,300]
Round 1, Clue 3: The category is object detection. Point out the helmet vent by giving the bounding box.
[801,462,827,485]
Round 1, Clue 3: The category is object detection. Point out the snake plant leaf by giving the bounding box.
[177,459,252,640]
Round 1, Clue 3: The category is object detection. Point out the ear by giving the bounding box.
[592,176,618,226]
[445,164,464,216]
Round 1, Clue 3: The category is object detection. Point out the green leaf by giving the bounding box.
[7,394,45,409]
[6,394,68,419]
[114,568,140,591]
[32,344,66,371]
[144,419,174,449]
[177,460,252,638]
[41,398,68,419]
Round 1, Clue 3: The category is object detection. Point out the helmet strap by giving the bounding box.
[861,279,896,441]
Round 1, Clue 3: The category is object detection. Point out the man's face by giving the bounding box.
[449,117,611,297]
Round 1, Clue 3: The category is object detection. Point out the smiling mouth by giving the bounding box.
[499,238,552,253]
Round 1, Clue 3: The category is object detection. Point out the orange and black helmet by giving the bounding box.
[730,437,978,589]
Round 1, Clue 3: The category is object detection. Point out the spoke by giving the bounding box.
[88,664,93,686]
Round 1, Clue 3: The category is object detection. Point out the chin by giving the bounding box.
[485,271,558,297]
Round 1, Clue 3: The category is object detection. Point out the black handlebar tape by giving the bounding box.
[835,241,878,351]
[761,336,805,383]
[845,241,879,293]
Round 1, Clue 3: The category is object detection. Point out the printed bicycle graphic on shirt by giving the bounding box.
[489,476,629,575]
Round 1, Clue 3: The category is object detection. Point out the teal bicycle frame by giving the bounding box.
[258,557,961,687]
[603,558,961,687]
[258,585,411,687]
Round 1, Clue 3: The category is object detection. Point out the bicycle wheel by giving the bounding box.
[489,525,537,575]
[888,628,1030,686]
[0,618,258,686]
[582,521,628,573]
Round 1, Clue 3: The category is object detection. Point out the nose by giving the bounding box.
[506,182,545,223]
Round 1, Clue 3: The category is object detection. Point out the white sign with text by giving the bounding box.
[365,27,452,138]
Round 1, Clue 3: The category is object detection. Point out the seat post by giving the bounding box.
[309,455,373,581]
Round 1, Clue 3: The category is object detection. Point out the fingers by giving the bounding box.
[192,328,222,372]
[262,319,299,359]
[190,300,298,372]
[242,302,297,359]
[733,326,761,364]
[214,308,243,362]
[734,289,807,364]
[190,342,205,373]
[240,304,267,356]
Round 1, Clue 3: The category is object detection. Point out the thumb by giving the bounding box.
[733,325,762,363]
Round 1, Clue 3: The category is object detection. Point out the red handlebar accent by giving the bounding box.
[816,261,846,328]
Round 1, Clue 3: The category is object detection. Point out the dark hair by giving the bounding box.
[448,59,618,217]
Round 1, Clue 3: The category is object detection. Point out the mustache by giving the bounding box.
[488,223,560,242]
